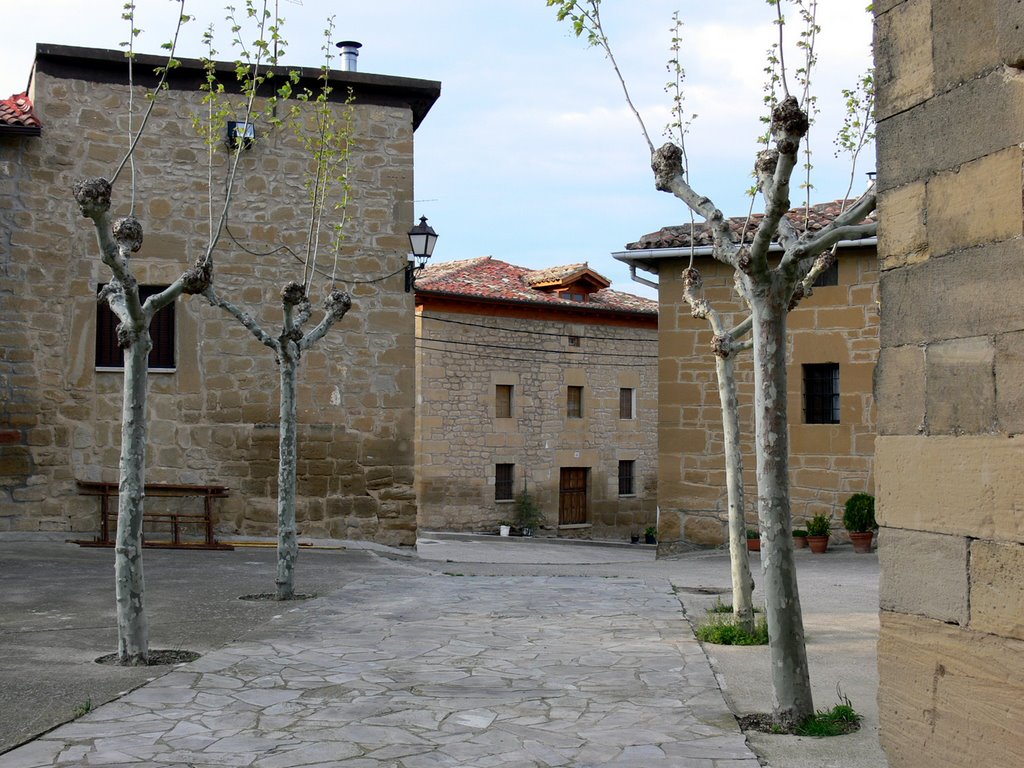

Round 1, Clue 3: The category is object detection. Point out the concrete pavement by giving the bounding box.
[0,536,884,767]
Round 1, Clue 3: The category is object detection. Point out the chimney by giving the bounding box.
[335,41,362,72]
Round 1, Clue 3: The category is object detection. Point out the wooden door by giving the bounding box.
[559,467,588,524]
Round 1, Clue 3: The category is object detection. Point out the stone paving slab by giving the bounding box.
[0,573,759,767]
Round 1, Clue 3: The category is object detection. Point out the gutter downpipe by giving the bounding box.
[628,265,659,291]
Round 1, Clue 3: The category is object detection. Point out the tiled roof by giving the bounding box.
[626,199,877,250]
[416,257,657,315]
[0,92,41,135]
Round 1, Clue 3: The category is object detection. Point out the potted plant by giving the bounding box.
[805,513,831,554]
[746,528,761,552]
[644,526,658,545]
[513,488,544,537]
[498,520,511,537]
[843,492,876,553]
[792,528,809,549]
[630,527,640,544]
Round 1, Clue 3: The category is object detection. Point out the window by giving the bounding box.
[96,284,175,370]
[495,463,514,501]
[619,388,635,420]
[812,259,839,287]
[495,385,513,419]
[618,460,635,496]
[568,335,581,347]
[567,385,583,418]
[803,363,840,424]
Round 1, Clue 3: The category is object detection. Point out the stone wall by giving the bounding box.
[655,250,878,551]
[874,1,1024,764]
[416,307,658,539]
[0,48,436,546]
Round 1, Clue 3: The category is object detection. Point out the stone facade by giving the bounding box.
[874,2,1024,764]
[0,44,439,546]
[415,259,658,540]
[617,239,878,552]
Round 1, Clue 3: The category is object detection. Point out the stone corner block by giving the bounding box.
[969,539,1024,641]
[878,527,968,624]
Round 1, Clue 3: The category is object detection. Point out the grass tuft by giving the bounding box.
[794,694,862,737]
[694,613,769,645]
[72,699,92,718]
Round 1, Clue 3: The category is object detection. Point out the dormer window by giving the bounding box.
[526,264,611,303]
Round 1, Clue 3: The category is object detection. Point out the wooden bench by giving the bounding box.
[76,480,233,550]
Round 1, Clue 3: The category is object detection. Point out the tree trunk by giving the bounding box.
[115,331,151,664]
[717,353,755,635]
[275,344,299,600]
[750,290,813,727]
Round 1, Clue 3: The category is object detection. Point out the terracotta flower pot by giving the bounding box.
[848,530,874,553]
[747,538,761,552]
[793,535,808,549]
[807,535,829,554]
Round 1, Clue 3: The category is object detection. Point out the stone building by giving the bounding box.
[615,201,878,552]
[873,2,1024,765]
[0,43,440,546]
[415,257,658,539]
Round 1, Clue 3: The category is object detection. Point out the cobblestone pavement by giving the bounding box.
[1,571,760,767]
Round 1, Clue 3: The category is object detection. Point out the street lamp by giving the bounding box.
[406,216,438,292]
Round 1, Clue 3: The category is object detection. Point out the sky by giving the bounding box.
[0,1,874,299]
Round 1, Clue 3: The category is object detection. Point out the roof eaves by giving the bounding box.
[415,288,657,318]
[33,43,442,130]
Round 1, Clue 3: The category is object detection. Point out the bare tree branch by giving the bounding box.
[202,286,278,351]
[299,290,353,351]
[652,143,740,267]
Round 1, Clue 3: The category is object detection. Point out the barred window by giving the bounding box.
[618,460,635,496]
[803,363,840,424]
[495,463,515,501]
[96,285,175,370]
[812,259,839,287]
[619,388,634,420]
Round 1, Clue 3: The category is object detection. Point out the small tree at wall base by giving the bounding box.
[513,486,544,535]
[550,0,877,727]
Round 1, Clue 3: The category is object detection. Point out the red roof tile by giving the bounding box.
[0,92,41,135]
[416,257,657,315]
[626,199,876,250]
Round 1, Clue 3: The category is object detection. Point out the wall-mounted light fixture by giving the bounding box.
[405,216,438,292]
[227,120,256,150]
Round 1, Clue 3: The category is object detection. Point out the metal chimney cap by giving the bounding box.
[335,41,362,50]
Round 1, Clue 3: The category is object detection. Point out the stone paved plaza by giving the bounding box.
[1,569,759,768]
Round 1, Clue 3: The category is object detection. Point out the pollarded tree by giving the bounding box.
[72,6,206,664]
[73,1,359,661]
[550,0,877,727]
[193,11,355,600]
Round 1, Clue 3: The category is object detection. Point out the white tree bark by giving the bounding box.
[73,178,203,663]
[204,282,351,600]
[276,344,299,600]
[717,351,755,635]
[750,285,812,727]
[114,326,151,664]
[681,268,754,633]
